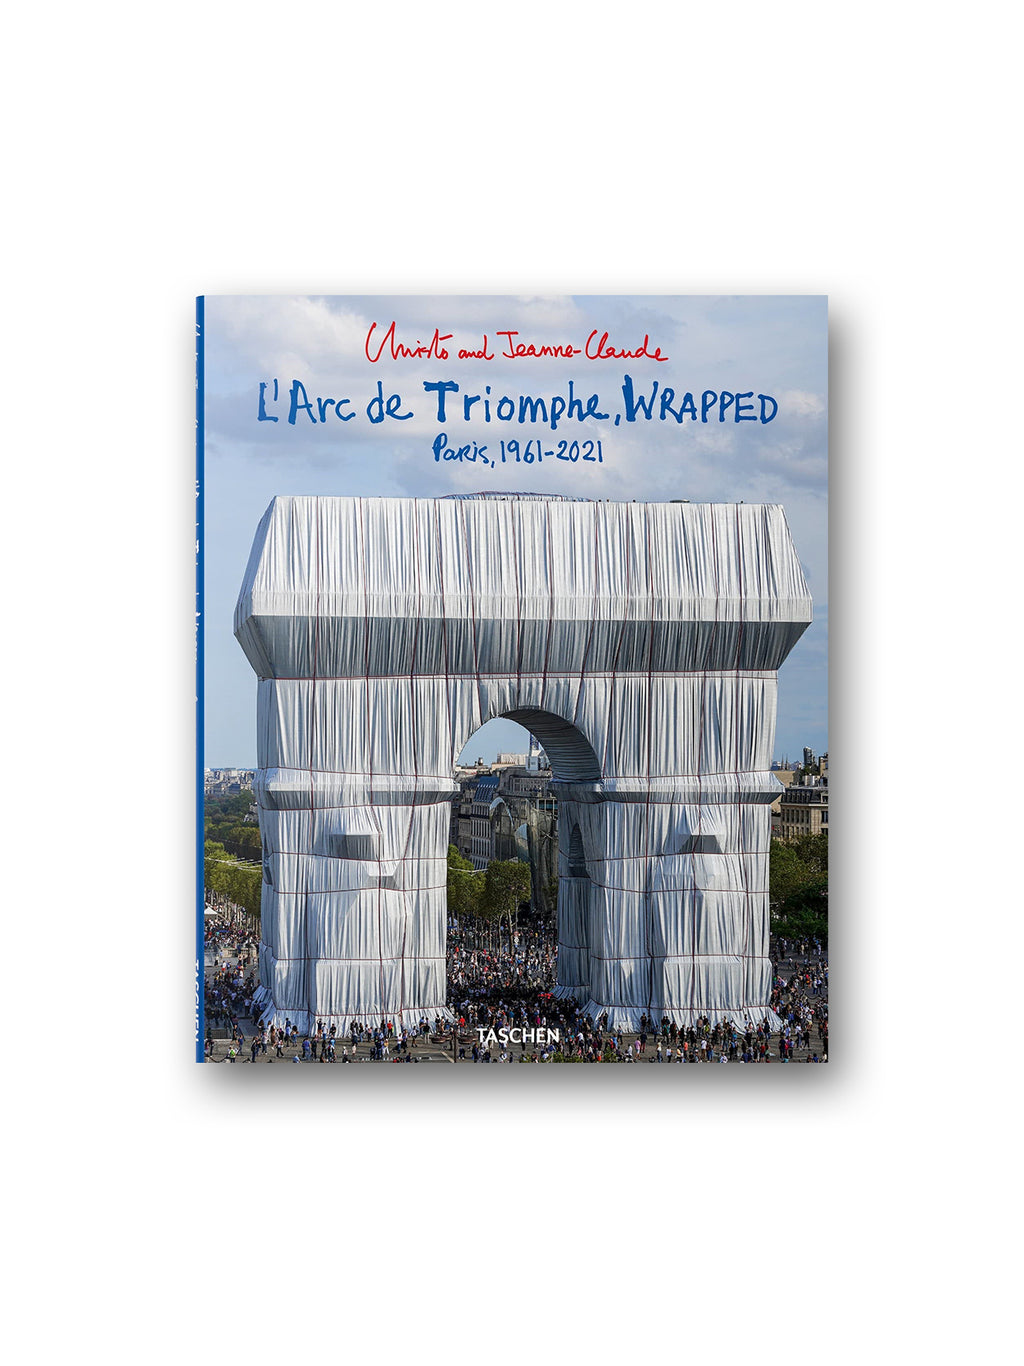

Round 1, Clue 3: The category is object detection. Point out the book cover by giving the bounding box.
[196,295,828,1066]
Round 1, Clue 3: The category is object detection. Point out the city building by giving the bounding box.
[460,772,499,868]
[526,734,549,773]
[204,768,255,795]
[451,759,558,909]
[773,769,828,838]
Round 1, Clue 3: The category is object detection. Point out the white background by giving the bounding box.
[4,4,1015,1362]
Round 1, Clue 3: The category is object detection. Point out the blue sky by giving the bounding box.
[203,294,827,766]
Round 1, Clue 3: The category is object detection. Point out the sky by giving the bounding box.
[202,294,827,766]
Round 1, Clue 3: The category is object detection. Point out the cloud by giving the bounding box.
[202,295,828,764]
[780,388,826,417]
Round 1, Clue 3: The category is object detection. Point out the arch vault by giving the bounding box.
[235,494,812,1033]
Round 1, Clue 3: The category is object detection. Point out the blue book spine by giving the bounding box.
[195,297,205,1062]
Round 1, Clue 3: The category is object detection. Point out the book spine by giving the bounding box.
[195,298,205,1063]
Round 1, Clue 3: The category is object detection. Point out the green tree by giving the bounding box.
[204,840,262,929]
[235,864,262,921]
[770,832,827,941]
[204,840,230,891]
[792,831,828,872]
[205,791,255,821]
[447,844,483,920]
[223,823,262,861]
[482,859,532,941]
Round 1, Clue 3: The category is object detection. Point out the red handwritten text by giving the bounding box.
[365,321,453,363]
[584,330,668,362]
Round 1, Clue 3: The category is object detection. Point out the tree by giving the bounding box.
[204,840,262,928]
[204,840,229,891]
[446,844,483,919]
[482,859,532,943]
[769,832,827,941]
[223,823,262,861]
[205,791,254,822]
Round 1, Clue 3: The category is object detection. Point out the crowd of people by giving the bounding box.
[203,918,260,1056]
[446,914,557,996]
[202,911,828,1064]
[768,937,829,1061]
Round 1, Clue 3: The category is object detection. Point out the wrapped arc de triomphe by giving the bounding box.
[235,494,812,1035]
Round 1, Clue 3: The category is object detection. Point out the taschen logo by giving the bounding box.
[476,1027,560,1047]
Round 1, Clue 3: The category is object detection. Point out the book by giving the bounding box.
[196,295,828,1066]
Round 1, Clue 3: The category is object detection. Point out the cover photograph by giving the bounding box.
[196,295,828,1066]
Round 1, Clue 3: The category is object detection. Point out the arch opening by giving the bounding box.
[454,707,601,785]
[447,715,563,1027]
[500,708,601,783]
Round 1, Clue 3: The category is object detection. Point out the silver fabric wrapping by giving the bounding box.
[236,496,811,1034]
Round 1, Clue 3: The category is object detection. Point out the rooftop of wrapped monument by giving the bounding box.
[235,495,812,1036]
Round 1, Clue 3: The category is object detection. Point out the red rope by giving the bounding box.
[571,500,600,736]
[359,498,387,1023]
[540,503,556,714]
[643,502,656,1021]
[397,498,424,1028]
[511,501,523,695]
[734,505,751,1008]
[690,507,718,1016]
[602,504,633,777]
[306,496,322,1022]
[268,667,770,682]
